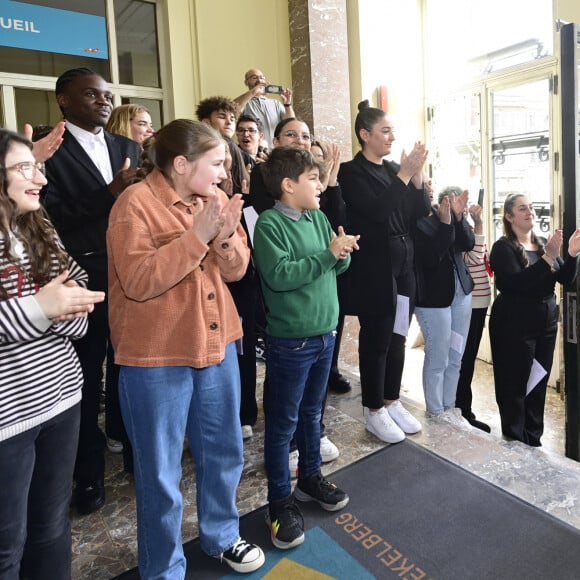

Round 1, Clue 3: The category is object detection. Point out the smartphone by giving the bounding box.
[477,188,484,207]
[265,84,284,94]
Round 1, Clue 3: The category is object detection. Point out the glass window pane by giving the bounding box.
[490,80,551,241]
[0,1,109,79]
[14,88,62,134]
[115,0,160,87]
[425,0,552,95]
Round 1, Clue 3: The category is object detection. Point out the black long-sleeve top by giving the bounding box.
[490,237,577,301]
[247,162,347,230]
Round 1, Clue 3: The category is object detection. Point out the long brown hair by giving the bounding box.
[502,193,545,268]
[0,129,68,299]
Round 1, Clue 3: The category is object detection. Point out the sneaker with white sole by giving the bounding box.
[215,538,265,573]
[241,425,253,440]
[106,438,123,454]
[295,472,349,511]
[366,406,405,443]
[266,496,305,549]
[320,435,339,463]
[387,400,422,434]
[289,449,299,479]
[442,408,472,427]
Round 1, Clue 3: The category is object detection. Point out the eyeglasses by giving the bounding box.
[4,162,46,179]
[282,131,312,142]
[236,128,258,135]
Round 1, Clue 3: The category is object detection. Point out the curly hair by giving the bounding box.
[0,129,68,299]
[195,96,238,121]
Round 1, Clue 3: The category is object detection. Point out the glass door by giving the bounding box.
[489,79,552,242]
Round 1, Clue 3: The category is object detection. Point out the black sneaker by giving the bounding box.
[295,472,349,511]
[266,496,305,549]
[216,538,265,573]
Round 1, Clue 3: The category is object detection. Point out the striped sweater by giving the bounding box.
[464,233,491,309]
[0,231,87,442]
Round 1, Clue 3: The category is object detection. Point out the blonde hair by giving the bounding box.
[106,104,150,140]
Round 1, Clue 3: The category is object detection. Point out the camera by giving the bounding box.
[265,84,284,94]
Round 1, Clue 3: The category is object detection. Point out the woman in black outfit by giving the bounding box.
[338,101,429,443]
[490,193,580,446]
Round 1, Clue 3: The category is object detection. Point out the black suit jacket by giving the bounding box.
[414,212,475,308]
[337,152,430,317]
[41,129,140,286]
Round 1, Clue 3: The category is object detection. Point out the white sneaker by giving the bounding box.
[442,408,472,428]
[241,425,253,440]
[107,438,123,454]
[366,407,405,443]
[387,400,422,434]
[320,436,339,463]
[289,449,299,479]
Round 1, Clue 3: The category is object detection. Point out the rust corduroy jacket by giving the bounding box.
[107,168,249,368]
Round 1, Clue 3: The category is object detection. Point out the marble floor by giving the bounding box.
[71,317,580,579]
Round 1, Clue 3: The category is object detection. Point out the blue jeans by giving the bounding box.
[264,331,336,502]
[0,403,80,580]
[119,343,243,580]
[415,275,472,416]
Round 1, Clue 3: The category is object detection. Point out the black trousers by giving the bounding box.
[358,236,415,409]
[490,295,557,447]
[456,307,488,419]
[228,273,259,427]
[72,256,127,483]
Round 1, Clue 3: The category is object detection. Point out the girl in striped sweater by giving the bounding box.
[0,129,104,579]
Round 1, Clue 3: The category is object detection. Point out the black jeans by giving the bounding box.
[0,404,80,580]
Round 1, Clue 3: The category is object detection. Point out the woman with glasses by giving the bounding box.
[338,100,429,444]
[0,129,105,579]
[490,194,580,446]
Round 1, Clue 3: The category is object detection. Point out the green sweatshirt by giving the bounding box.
[253,203,350,338]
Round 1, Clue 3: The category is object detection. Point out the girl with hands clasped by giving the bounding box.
[490,194,580,446]
[107,120,265,578]
[0,129,104,580]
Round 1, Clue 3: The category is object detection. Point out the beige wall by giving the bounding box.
[161,0,292,121]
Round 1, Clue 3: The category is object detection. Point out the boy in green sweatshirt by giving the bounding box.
[253,146,359,550]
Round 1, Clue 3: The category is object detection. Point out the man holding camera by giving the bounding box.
[234,68,294,148]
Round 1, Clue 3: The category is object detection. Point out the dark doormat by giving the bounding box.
[114,440,580,579]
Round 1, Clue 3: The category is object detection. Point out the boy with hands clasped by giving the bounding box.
[253,147,359,550]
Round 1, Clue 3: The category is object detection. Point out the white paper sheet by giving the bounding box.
[450,330,465,355]
[393,295,410,337]
[243,206,259,246]
[526,359,548,396]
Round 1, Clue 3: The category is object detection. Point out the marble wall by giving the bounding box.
[288,0,353,161]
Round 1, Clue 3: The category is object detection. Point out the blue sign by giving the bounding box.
[0,0,108,59]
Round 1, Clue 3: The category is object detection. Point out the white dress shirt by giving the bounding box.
[65,121,114,184]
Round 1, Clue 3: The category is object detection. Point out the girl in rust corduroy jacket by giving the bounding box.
[106,119,265,578]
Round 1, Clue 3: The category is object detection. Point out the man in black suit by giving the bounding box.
[42,68,140,515]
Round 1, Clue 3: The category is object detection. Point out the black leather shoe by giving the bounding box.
[467,417,491,433]
[328,372,351,394]
[76,479,105,515]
